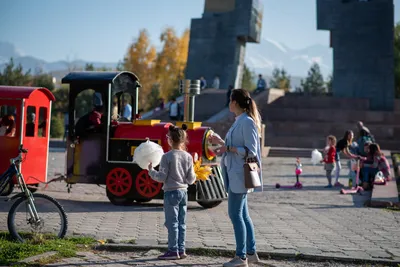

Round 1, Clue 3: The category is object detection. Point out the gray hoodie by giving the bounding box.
[148,149,196,192]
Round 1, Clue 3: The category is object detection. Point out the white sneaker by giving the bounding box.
[247,253,260,263]
[223,256,248,267]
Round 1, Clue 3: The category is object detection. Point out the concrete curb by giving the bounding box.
[94,243,400,265]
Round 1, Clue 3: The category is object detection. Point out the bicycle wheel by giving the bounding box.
[7,193,68,242]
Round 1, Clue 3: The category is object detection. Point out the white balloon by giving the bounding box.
[133,139,165,170]
[311,149,323,165]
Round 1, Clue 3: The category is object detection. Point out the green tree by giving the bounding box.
[50,115,64,138]
[32,73,55,91]
[300,63,325,94]
[241,64,256,91]
[326,74,333,94]
[0,58,31,86]
[269,67,291,92]
[395,22,400,98]
[85,63,95,71]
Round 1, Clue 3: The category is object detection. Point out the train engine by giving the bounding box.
[62,71,227,208]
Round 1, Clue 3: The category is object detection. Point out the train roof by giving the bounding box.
[0,86,55,101]
[61,71,139,84]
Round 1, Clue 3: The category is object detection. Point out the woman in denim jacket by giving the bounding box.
[209,88,263,267]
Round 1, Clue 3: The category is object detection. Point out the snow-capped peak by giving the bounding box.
[264,38,288,53]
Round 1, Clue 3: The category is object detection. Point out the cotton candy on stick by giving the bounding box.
[133,139,165,169]
[311,149,323,165]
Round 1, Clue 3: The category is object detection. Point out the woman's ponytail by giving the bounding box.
[247,98,262,135]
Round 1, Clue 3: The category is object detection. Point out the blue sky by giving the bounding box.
[1,0,399,63]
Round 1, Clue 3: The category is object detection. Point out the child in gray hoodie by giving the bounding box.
[148,124,196,260]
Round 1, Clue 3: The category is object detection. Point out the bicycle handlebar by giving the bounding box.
[19,145,28,154]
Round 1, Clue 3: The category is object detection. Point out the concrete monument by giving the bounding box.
[317,0,395,110]
[185,0,263,89]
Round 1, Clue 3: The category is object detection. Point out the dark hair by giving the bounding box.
[368,143,382,157]
[1,115,16,135]
[168,124,188,149]
[342,130,353,144]
[230,89,261,133]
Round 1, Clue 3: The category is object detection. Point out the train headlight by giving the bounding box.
[204,129,217,160]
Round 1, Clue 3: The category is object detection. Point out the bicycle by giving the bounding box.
[0,145,68,242]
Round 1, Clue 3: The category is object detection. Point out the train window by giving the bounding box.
[111,96,119,120]
[25,106,36,137]
[121,93,133,121]
[74,89,99,123]
[38,107,47,137]
[0,105,17,137]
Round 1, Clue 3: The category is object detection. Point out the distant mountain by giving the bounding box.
[0,39,333,85]
[245,38,332,78]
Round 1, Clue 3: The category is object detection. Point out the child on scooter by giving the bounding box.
[322,135,336,188]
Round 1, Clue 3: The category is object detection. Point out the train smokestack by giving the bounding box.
[179,79,200,122]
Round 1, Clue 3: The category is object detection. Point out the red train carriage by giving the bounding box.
[62,71,227,208]
[0,86,55,195]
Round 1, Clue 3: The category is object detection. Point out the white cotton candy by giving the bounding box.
[133,139,165,170]
[311,149,323,165]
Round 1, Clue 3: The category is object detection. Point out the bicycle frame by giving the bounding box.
[0,164,18,194]
[0,155,41,222]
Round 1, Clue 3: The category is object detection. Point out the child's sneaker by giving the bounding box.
[334,182,344,187]
[247,252,260,263]
[158,251,180,260]
[179,251,187,259]
[324,184,333,188]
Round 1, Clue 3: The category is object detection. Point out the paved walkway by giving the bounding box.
[1,152,400,264]
[38,249,378,267]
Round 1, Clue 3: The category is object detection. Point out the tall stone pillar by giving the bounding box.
[185,0,263,89]
[317,0,395,111]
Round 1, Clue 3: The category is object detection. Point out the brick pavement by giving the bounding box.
[1,151,400,263]
[39,249,378,267]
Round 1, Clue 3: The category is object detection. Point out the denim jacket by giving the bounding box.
[220,113,263,194]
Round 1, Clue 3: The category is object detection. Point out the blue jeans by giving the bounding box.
[334,151,342,183]
[164,189,187,253]
[362,167,378,183]
[228,190,256,258]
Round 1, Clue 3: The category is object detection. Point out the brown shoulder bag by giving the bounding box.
[243,147,261,189]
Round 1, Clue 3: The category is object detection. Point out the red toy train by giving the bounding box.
[0,86,55,195]
[62,72,227,208]
[0,72,227,209]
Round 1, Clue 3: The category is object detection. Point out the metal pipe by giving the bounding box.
[184,93,190,122]
[179,79,200,122]
[189,96,195,122]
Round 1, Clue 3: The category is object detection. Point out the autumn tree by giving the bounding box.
[269,67,291,92]
[123,29,157,110]
[154,27,180,101]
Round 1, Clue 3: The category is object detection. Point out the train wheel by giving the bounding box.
[197,200,222,209]
[106,168,134,206]
[135,170,162,199]
[133,198,152,203]
[106,188,133,206]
